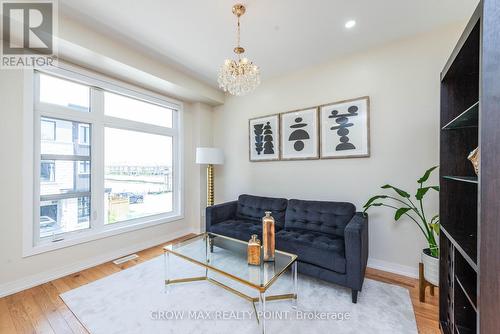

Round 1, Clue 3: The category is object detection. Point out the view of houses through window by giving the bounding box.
[104,127,173,225]
[39,117,91,238]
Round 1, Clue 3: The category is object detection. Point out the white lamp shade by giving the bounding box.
[196,147,224,165]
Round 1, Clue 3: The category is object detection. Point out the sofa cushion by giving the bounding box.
[236,194,288,229]
[285,199,355,237]
[210,219,262,242]
[276,230,346,273]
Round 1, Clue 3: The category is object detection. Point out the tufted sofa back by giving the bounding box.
[285,199,355,238]
[236,194,288,228]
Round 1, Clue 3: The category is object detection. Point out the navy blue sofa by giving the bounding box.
[206,194,369,303]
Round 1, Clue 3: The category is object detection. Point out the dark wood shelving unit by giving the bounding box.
[439,1,500,333]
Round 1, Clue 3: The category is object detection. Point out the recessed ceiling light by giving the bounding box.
[345,20,356,29]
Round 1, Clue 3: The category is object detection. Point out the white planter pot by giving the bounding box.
[421,248,439,286]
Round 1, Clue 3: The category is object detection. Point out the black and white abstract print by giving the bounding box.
[280,108,319,160]
[249,115,280,161]
[320,97,370,158]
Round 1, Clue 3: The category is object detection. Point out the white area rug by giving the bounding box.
[61,255,418,334]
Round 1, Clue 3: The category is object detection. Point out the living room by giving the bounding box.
[0,1,498,333]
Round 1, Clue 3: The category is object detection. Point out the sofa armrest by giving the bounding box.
[205,201,238,232]
[344,212,369,291]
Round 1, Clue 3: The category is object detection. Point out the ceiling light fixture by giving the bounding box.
[345,20,356,29]
[218,3,260,96]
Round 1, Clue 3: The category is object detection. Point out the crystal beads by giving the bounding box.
[217,57,261,96]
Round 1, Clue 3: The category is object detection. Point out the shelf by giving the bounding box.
[455,275,477,312]
[440,226,477,271]
[455,325,474,334]
[454,249,477,311]
[442,176,478,184]
[454,279,477,334]
[442,102,479,130]
[440,321,452,334]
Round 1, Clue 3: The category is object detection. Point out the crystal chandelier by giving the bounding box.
[218,4,260,96]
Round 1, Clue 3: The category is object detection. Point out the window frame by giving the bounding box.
[22,63,184,257]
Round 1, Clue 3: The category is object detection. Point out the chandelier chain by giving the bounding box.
[218,3,260,96]
[237,16,240,51]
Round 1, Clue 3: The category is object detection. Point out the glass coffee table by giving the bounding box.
[163,232,298,334]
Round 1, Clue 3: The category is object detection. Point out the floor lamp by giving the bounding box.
[196,147,224,206]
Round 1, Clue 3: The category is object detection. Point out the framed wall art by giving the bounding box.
[249,114,280,161]
[319,96,370,159]
[280,107,319,160]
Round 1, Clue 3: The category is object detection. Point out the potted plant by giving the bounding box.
[363,166,440,285]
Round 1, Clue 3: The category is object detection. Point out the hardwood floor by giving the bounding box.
[0,235,439,334]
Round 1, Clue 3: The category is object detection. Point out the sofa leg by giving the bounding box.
[352,290,358,304]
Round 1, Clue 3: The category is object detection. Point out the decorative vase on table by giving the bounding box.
[247,234,261,266]
[262,211,275,262]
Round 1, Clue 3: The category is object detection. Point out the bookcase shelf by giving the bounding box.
[440,226,477,271]
[455,276,477,312]
[442,102,479,130]
[439,2,500,333]
[442,176,478,184]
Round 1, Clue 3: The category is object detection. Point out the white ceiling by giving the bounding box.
[60,0,478,88]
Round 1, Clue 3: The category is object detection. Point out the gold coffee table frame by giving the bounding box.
[163,233,298,334]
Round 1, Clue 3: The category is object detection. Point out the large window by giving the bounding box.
[32,68,181,249]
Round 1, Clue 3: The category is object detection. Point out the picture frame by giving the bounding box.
[248,114,280,161]
[319,96,370,159]
[280,107,319,160]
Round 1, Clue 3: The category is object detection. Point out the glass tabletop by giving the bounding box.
[164,232,297,290]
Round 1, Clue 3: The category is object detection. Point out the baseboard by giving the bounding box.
[367,258,419,279]
[1,235,418,298]
[0,228,198,298]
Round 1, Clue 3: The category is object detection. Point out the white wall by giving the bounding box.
[213,24,464,277]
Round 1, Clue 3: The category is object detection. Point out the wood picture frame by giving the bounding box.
[248,114,280,162]
[319,96,370,159]
[279,107,319,160]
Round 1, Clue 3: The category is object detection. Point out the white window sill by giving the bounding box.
[22,213,184,257]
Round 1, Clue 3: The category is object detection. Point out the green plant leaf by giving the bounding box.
[394,207,411,221]
[429,223,440,235]
[381,184,410,198]
[415,187,430,200]
[416,186,440,200]
[363,202,383,213]
[430,214,440,224]
[363,195,388,208]
[417,166,438,184]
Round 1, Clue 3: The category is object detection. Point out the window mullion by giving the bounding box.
[40,154,90,161]
[91,87,105,232]
[103,116,177,137]
[40,192,92,201]
[33,73,42,244]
